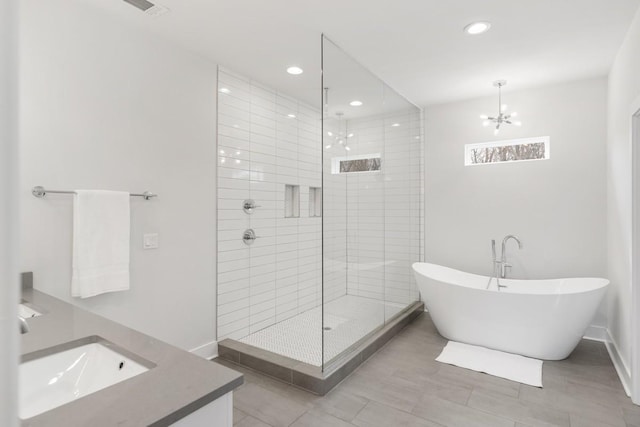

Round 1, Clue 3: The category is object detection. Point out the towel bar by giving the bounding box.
[32,186,157,200]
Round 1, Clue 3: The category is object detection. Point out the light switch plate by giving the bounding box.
[143,233,159,249]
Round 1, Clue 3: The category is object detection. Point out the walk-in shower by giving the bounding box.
[216,36,423,393]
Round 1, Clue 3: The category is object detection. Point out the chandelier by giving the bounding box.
[480,80,521,135]
[324,111,352,151]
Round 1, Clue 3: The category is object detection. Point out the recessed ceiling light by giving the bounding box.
[350,100,363,107]
[464,21,491,35]
[219,87,230,94]
[287,113,296,118]
[391,123,400,127]
[287,66,303,75]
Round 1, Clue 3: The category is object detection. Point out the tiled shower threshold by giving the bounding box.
[217,300,424,395]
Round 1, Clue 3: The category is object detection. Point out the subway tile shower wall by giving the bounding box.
[324,112,423,308]
[216,68,424,342]
[217,69,327,340]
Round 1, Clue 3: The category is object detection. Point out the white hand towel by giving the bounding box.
[72,190,130,298]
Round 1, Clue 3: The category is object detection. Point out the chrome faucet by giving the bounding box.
[500,235,522,278]
[19,316,29,334]
[486,239,501,289]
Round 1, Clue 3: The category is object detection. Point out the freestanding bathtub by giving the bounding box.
[412,262,609,360]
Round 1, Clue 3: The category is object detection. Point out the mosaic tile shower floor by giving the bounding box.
[239,295,406,366]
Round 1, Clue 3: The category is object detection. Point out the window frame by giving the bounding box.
[331,153,382,174]
[464,136,550,166]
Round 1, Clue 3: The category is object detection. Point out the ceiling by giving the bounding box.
[87,0,639,108]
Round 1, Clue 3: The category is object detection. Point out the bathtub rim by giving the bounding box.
[412,262,609,295]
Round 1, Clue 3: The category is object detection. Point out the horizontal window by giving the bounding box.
[465,136,550,166]
[331,153,381,174]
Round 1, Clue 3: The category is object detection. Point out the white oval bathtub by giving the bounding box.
[412,262,609,360]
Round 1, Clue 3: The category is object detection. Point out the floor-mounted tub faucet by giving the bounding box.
[486,239,507,290]
[19,315,29,334]
[500,235,522,278]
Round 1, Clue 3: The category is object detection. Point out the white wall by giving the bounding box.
[425,78,608,324]
[19,0,219,356]
[607,7,640,377]
[1,0,19,424]
[216,69,322,341]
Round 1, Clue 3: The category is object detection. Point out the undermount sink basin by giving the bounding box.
[19,301,43,318]
[20,336,154,419]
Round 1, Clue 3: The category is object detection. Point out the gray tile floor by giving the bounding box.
[215,313,640,427]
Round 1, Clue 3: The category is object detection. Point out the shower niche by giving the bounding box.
[216,36,423,394]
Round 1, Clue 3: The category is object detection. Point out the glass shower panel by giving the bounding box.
[216,38,420,374]
[381,84,422,322]
[322,37,387,370]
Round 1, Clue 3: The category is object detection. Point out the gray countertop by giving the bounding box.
[20,288,243,427]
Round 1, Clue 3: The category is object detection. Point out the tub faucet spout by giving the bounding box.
[500,235,522,278]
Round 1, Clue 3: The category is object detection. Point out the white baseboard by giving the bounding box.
[190,340,218,360]
[583,327,631,397]
[583,325,608,342]
[605,331,632,397]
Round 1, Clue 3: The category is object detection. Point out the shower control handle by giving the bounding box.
[242,229,260,245]
[243,199,261,214]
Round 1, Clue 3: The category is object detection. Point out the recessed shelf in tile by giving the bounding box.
[285,184,300,218]
[309,187,321,217]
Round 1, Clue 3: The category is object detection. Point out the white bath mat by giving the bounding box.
[436,341,543,387]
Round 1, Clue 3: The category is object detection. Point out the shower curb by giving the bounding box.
[216,301,424,395]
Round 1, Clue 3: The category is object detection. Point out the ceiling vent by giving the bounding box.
[122,0,169,16]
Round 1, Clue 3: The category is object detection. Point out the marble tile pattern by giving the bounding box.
[217,313,640,427]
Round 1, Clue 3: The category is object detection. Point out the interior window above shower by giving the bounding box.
[330,153,382,174]
[465,136,550,166]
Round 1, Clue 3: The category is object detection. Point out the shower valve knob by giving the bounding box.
[242,229,260,245]
[243,199,261,214]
